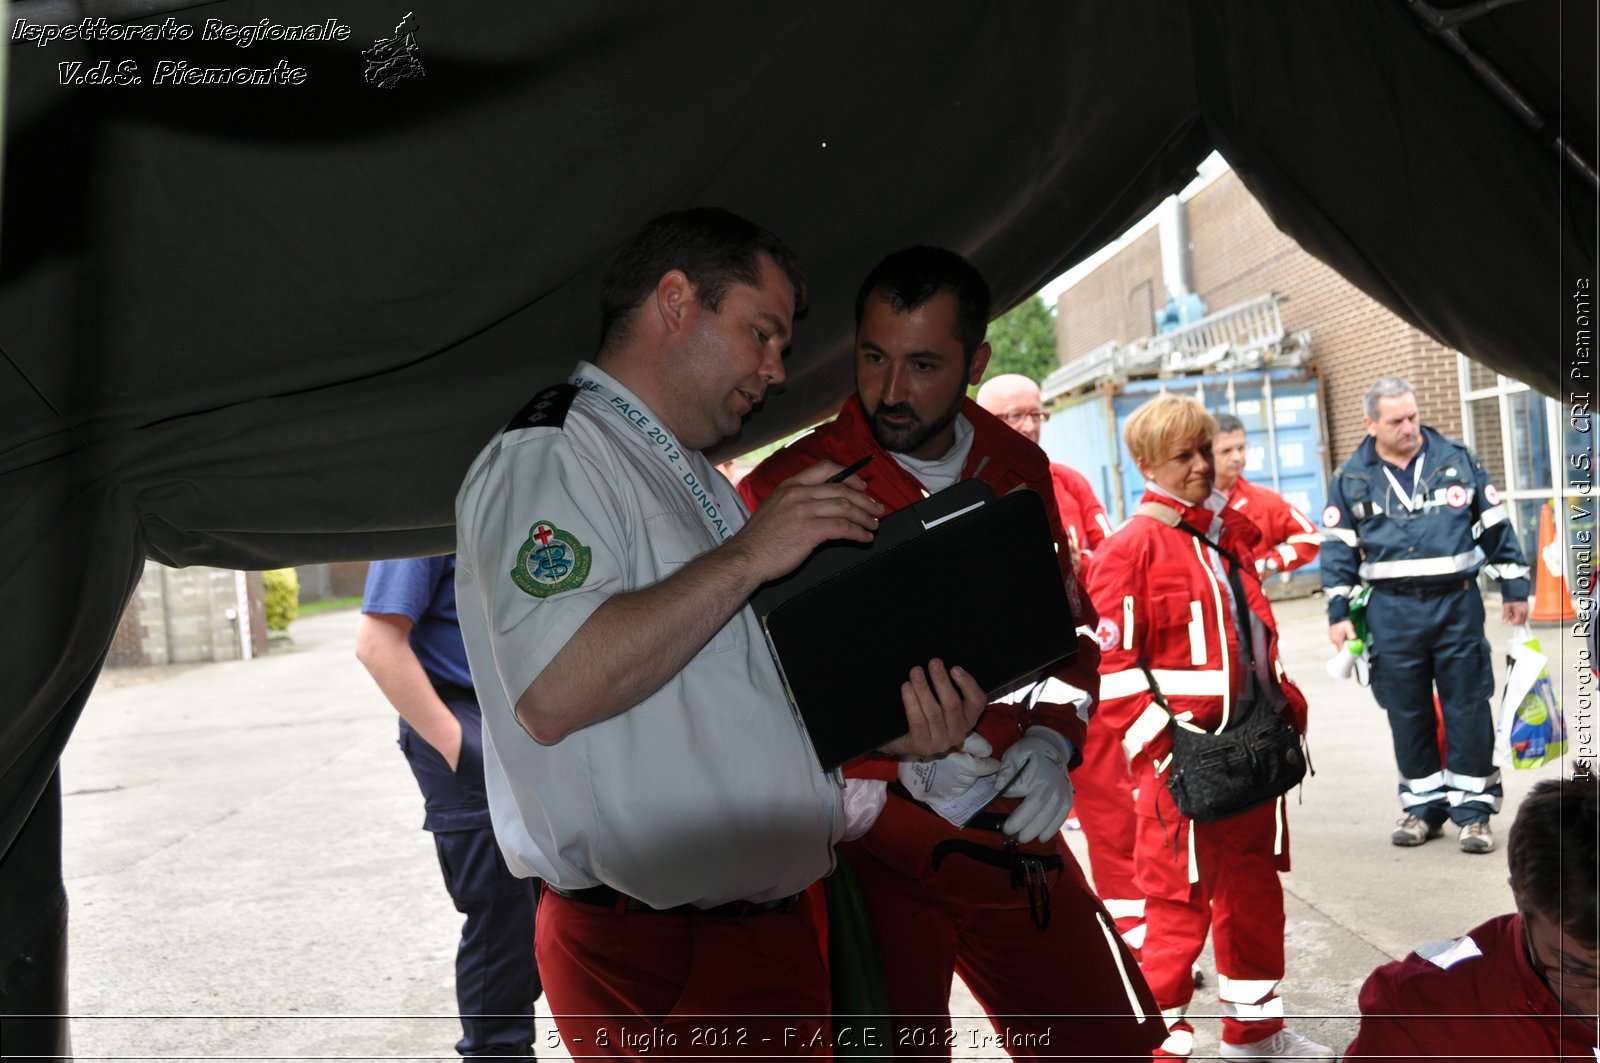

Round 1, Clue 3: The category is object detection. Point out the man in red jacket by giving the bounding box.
[1344,773,1598,1060]
[741,247,1162,1061]
[975,372,1145,955]
[975,373,1113,576]
[1211,413,1321,577]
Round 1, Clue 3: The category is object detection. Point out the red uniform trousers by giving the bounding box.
[844,794,1164,1062]
[1068,711,1144,950]
[535,889,830,1058]
[1137,800,1286,1049]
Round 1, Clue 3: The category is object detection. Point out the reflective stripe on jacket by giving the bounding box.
[1319,426,1530,621]
[1086,491,1309,770]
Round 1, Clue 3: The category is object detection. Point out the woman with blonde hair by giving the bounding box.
[1085,395,1330,1060]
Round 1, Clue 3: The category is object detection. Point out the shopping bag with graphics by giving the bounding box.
[1494,626,1567,769]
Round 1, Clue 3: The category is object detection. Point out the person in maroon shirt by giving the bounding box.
[1345,773,1598,1061]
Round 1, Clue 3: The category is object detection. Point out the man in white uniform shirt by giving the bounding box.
[455,208,987,1056]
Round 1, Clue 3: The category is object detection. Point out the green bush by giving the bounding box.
[261,568,300,632]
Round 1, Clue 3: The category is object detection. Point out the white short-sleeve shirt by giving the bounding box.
[455,362,839,908]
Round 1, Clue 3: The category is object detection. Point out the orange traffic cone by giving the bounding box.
[1530,501,1577,622]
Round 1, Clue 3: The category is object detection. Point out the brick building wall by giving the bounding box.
[328,561,371,598]
[108,574,155,668]
[297,560,371,602]
[1055,170,1465,464]
[1057,228,1163,361]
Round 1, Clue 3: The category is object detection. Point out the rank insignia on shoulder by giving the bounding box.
[512,520,592,598]
[505,384,578,433]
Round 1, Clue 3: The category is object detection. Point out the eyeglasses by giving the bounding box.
[1523,916,1600,991]
[999,409,1050,426]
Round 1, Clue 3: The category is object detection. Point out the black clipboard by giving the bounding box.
[750,480,1078,771]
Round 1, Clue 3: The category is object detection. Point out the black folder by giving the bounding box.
[751,480,1078,771]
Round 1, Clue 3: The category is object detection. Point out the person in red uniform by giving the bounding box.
[740,246,1163,1061]
[1344,773,1598,1061]
[974,372,1145,954]
[975,373,1113,576]
[1211,413,1321,577]
[1086,395,1332,1061]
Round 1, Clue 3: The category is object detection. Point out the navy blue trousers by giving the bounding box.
[402,696,541,1057]
[1365,584,1502,826]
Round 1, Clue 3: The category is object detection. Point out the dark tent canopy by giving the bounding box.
[1,0,1593,1049]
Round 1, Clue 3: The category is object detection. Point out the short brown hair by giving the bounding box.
[1508,774,1598,945]
[1123,395,1217,467]
[1213,412,1245,436]
[598,207,807,353]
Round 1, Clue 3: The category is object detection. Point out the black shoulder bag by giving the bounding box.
[1140,513,1307,823]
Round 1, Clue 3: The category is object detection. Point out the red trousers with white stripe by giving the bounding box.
[1070,711,1144,945]
[535,888,830,1058]
[1138,803,1286,1047]
[845,795,1164,1061]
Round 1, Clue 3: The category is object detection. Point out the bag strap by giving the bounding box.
[1135,659,1171,712]
[1132,503,1267,729]
[1153,510,1258,668]
[1133,500,1251,571]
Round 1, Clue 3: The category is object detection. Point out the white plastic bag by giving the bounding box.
[1494,625,1567,769]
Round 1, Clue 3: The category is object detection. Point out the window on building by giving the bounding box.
[1458,357,1561,582]
[1467,397,1508,486]
[1466,359,1500,393]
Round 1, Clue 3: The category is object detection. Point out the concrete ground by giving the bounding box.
[57,594,1589,1060]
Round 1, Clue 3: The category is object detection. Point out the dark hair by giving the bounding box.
[598,207,808,352]
[1213,412,1245,436]
[1508,773,1599,945]
[853,246,991,360]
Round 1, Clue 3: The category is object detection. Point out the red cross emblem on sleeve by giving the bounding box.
[533,523,554,546]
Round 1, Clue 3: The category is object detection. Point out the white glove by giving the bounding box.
[897,732,999,802]
[1000,727,1076,843]
[839,779,888,842]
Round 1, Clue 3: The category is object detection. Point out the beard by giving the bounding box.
[868,399,962,457]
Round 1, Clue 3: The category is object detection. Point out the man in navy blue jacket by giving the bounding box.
[1322,379,1530,855]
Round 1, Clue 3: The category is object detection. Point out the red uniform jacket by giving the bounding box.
[1344,914,1597,1061]
[1223,476,1321,575]
[1085,489,1309,894]
[739,396,1096,778]
[1050,462,1113,556]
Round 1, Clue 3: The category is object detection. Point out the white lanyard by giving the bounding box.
[1381,452,1426,513]
[571,368,740,543]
